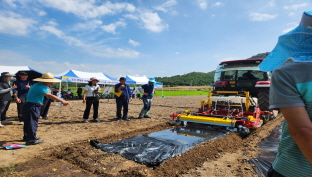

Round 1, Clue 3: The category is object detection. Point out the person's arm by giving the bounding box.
[280,106,312,164]
[82,90,87,103]
[43,93,70,105]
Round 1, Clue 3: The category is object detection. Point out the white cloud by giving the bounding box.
[47,20,58,26]
[39,25,140,58]
[73,20,102,31]
[38,0,136,19]
[250,13,278,21]
[154,0,177,13]
[101,20,127,34]
[288,12,295,16]
[38,10,46,16]
[175,52,179,54]
[0,12,37,35]
[213,2,222,7]
[197,0,207,10]
[124,14,138,20]
[3,0,17,8]
[128,39,140,47]
[139,11,168,32]
[282,22,298,33]
[284,3,308,10]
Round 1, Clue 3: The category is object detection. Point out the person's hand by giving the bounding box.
[12,84,17,89]
[144,93,149,96]
[82,100,86,104]
[130,97,132,102]
[61,100,70,105]
[25,85,31,89]
[15,99,21,103]
[120,85,125,89]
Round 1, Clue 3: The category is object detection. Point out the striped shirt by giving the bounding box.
[270,62,312,176]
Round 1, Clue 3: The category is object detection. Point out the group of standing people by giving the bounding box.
[81,76,156,122]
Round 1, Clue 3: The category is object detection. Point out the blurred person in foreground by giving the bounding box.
[0,72,17,128]
[259,9,312,177]
[82,77,101,123]
[114,77,132,121]
[138,78,156,118]
[23,72,70,145]
[13,71,34,125]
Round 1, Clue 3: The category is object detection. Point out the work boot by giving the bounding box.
[116,117,122,121]
[83,119,88,123]
[144,115,151,118]
[25,140,44,145]
[92,119,100,123]
[0,122,3,128]
[123,117,130,121]
[18,121,24,125]
[138,114,144,119]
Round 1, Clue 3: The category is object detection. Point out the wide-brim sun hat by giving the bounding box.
[148,78,156,82]
[33,72,61,82]
[259,9,312,72]
[89,77,99,82]
[1,72,15,77]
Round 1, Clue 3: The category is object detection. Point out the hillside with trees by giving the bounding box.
[156,52,270,86]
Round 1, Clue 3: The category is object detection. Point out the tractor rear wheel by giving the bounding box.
[258,88,270,111]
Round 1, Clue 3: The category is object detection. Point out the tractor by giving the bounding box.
[211,59,271,112]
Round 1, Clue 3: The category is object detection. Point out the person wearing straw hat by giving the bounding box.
[259,10,312,176]
[0,72,17,128]
[23,72,70,145]
[138,78,156,118]
[82,77,101,123]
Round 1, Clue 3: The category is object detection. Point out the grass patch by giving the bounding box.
[154,90,209,96]
[0,164,21,176]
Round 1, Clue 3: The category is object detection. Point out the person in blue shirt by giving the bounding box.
[114,77,132,121]
[23,72,70,145]
[138,78,156,118]
[12,71,34,125]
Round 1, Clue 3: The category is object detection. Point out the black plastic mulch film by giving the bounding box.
[90,126,229,166]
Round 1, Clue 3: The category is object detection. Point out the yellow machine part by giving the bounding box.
[178,114,236,127]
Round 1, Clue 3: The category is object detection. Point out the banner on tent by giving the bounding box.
[61,76,118,84]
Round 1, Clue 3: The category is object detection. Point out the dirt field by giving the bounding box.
[0,96,283,177]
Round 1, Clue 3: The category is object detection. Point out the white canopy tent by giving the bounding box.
[55,69,119,91]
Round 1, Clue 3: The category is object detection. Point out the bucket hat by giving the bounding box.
[89,77,99,82]
[1,72,15,77]
[33,72,61,82]
[259,10,312,72]
[148,78,156,82]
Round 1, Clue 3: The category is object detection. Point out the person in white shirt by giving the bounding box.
[82,77,101,123]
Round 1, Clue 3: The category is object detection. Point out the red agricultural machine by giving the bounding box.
[170,91,276,137]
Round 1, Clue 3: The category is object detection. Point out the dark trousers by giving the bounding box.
[116,98,129,119]
[40,96,51,118]
[83,97,99,119]
[23,103,41,143]
[17,97,27,122]
[78,93,82,99]
[0,100,10,121]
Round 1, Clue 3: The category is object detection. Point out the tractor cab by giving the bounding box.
[211,59,271,111]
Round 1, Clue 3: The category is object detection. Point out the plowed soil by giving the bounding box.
[0,96,283,177]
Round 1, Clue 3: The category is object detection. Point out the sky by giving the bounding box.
[0,0,310,79]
